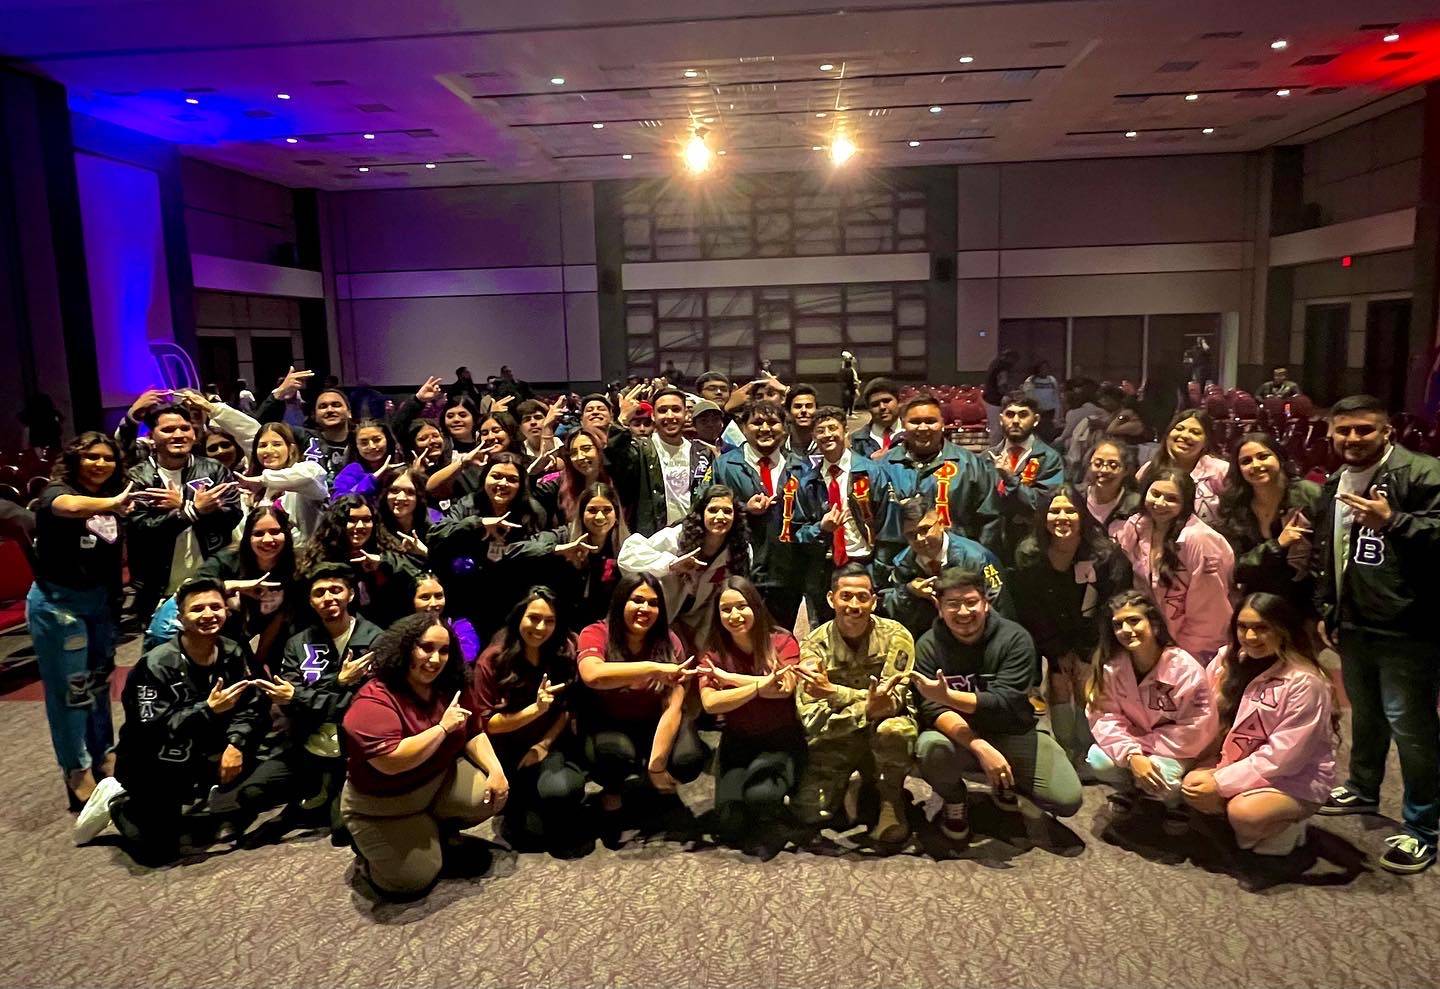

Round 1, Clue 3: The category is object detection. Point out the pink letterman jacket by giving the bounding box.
[1114,513,1235,659]
[1087,645,1218,763]
[1204,649,1336,804]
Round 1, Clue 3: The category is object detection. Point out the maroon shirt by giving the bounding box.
[342,677,484,796]
[703,630,802,742]
[576,621,685,727]
[472,633,576,763]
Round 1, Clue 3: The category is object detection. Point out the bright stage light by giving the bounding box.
[683,132,713,173]
[830,134,857,165]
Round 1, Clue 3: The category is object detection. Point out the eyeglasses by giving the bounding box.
[1090,459,1122,470]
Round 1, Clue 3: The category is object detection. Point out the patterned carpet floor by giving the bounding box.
[1,634,1437,989]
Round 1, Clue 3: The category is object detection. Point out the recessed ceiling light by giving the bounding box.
[815,111,827,118]
[276,93,291,100]
[1184,93,1199,101]
[1270,39,1288,50]
[819,63,835,71]
[357,166,369,172]
[1124,130,1138,138]
[1276,88,1291,97]
[928,105,942,113]
[717,149,726,155]
[184,97,200,104]
[550,77,565,85]
[811,145,822,151]
[703,116,714,123]
[1384,32,1400,42]
[1202,127,1215,134]
[621,153,633,160]
[683,69,699,78]
[958,55,974,64]
[424,162,436,169]
[592,122,604,129]
[285,137,298,143]
[363,133,375,140]
[908,140,921,147]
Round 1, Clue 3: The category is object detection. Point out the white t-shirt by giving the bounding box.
[652,434,694,525]
[158,465,203,594]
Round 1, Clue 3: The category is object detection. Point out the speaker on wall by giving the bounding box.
[932,256,954,283]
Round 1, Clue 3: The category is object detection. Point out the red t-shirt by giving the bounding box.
[702,630,802,741]
[342,678,484,796]
[576,621,685,727]
[471,634,576,763]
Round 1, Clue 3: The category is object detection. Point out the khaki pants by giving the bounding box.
[340,756,498,897]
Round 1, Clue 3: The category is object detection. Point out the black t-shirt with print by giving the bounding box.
[33,481,124,591]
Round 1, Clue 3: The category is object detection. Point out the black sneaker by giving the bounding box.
[1318,785,1380,816]
[1379,834,1437,875]
[938,801,971,843]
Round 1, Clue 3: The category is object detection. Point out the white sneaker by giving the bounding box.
[1252,820,1307,857]
[73,776,125,846]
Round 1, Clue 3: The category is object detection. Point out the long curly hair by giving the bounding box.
[1217,592,1339,737]
[296,494,378,572]
[368,612,468,702]
[1085,590,1175,706]
[676,484,750,578]
[485,587,576,704]
[375,469,431,554]
[1136,466,1195,591]
[52,431,126,496]
[1215,431,1301,538]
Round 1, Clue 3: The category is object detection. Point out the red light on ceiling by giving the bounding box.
[1314,22,1440,88]
[1341,255,1353,267]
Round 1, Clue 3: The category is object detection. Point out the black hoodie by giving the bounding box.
[913,613,1038,737]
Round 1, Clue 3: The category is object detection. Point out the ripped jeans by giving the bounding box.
[25,582,116,774]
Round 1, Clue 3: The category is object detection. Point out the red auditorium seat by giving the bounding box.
[1203,395,1229,420]
[1231,393,1259,422]
[1288,394,1314,418]
[0,538,32,633]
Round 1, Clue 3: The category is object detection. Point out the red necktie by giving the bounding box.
[1008,447,1022,473]
[759,457,774,497]
[881,431,892,451]
[828,465,848,566]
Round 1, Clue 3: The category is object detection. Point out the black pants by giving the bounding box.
[502,748,589,838]
[713,732,804,839]
[583,721,709,791]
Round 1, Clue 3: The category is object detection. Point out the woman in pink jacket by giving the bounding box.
[1138,408,1229,523]
[1085,590,1218,832]
[1114,466,1235,662]
[1182,593,1338,856]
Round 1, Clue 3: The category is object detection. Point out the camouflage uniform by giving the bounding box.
[793,617,918,824]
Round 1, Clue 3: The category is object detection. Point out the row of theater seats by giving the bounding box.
[0,449,52,637]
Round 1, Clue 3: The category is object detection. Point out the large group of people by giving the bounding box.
[22,359,1440,899]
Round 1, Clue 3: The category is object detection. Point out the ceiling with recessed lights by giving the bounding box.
[1,0,1437,188]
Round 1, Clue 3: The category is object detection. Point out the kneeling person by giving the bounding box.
[793,564,917,845]
[912,569,1082,843]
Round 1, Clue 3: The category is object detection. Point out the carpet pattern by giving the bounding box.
[2,640,1439,989]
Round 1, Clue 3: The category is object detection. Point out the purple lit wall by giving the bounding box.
[74,151,175,406]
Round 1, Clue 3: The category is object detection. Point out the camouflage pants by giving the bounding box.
[792,716,917,825]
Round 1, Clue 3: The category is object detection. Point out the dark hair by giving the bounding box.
[368,613,468,701]
[403,417,452,465]
[1086,590,1174,705]
[677,484,751,578]
[478,410,522,455]
[1078,436,1139,489]
[604,573,679,663]
[53,431,126,495]
[314,388,350,410]
[297,494,377,572]
[1149,408,1216,472]
[1330,394,1388,419]
[515,399,547,421]
[347,418,398,467]
[936,567,987,598]
[696,371,732,392]
[830,561,874,591]
[580,392,613,414]
[897,492,937,530]
[787,384,818,407]
[1217,592,1340,737]
[375,469,431,553]
[487,587,574,700]
[202,425,244,471]
[1019,484,1115,565]
[252,421,301,469]
[238,504,297,580]
[1217,432,1300,532]
[739,399,786,425]
[706,576,778,674]
[1002,392,1040,414]
[473,452,544,530]
[1137,466,1195,590]
[442,394,479,439]
[812,405,847,430]
[176,576,227,610]
[651,387,687,409]
[144,403,193,429]
[302,560,357,595]
[900,393,943,420]
[862,378,898,404]
[569,481,630,552]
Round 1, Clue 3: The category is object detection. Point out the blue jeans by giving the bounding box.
[1086,745,1189,807]
[25,581,116,774]
[1340,629,1440,842]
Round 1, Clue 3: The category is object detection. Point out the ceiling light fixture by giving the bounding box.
[1124,130,1138,138]
[703,116,714,123]
[816,112,827,118]
[683,130,713,174]
[621,153,633,160]
[1270,39,1288,50]
[811,145,823,151]
[819,63,835,71]
[592,122,605,129]
[959,55,975,63]
[285,137,299,143]
[929,105,943,113]
[363,133,375,140]
[1185,93,1199,101]
[357,166,369,172]
[830,134,857,165]
[908,140,921,147]
[717,149,726,156]
[424,162,436,169]
[1202,127,1215,134]
[550,77,565,85]
[184,97,200,104]
[683,69,699,78]
[276,93,291,100]
[1276,88,1290,97]
[1383,32,1400,42]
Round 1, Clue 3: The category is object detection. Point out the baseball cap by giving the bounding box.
[630,401,654,420]
[690,400,723,417]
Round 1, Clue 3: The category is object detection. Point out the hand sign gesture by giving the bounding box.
[555,537,597,567]
[490,395,515,415]
[415,375,444,404]
[617,383,646,422]
[206,677,251,714]
[542,395,566,427]
[1277,512,1313,549]
[350,549,382,572]
[667,546,704,574]
[820,502,849,533]
[794,660,837,698]
[699,660,749,689]
[533,675,566,713]
[143,482,184,512]
[371,457,402,480]
[255,675,295,706]
[233,473,267,494]
[193,481,238,514]
[459,445,489,468]
[440,691,471,734]
[410,452,432,477]
[228,572,273,597]
[756,666,793,699]
[481,511,520,539]
[909,669,952,705]
[399,531,429,557]
[106,482,140,517]
[273,365,314,400]
[865,672,908,718]
[126,388,169,423]
[744,492,774,515]
[906,575,938,601]
[338,650,374,686]
[1337,484,1393,530]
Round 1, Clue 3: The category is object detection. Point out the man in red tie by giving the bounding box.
[987,393,1065,566]
[711,400,810,626]
[794,407,894,623]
